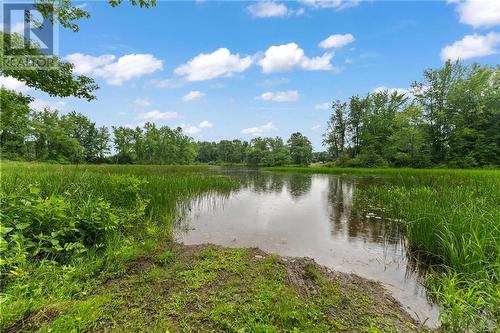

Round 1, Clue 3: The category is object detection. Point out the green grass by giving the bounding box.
[21,245,424,332]
[0,162,238,330]
[266,165,500,332]
[3,162,498,332]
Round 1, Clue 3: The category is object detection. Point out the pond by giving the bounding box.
[174,169,440,328]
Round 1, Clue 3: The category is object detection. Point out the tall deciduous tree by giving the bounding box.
[287,132,312,166]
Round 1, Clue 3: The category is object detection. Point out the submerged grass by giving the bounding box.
[266,166,500,332]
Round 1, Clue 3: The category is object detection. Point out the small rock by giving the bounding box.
[255,255,263,259]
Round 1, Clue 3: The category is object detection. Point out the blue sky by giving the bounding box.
[2,0,500,150]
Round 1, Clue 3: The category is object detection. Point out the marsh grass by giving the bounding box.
[267,166,500,332]
[0,162,237,329]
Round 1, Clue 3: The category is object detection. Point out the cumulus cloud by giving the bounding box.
[138,110,179,121]
[0,76,31,93]
[452,0,500,28]
[259,43,333,73]
[181,120,213,135]
[256,90,300,102]
[182,90,206,102]
[319,34,355,49]
[134,98,152,106]
[65,54,115,75]
[174,48,253,81]
[440,32,500,61]
[29,99,66,111]
[299,0,360,11]
[65,53,163,85]
[315,102,331,110]
[241,122,277,136]
[247,1,289,17]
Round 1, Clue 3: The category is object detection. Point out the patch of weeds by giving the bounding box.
[154,250,175,266]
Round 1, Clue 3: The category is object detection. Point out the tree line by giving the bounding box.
[1,61,498,168]
[0,90,314,165]
[323,61,499,168]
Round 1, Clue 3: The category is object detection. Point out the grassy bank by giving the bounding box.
[266,166,500,331]
[0,162,237,330]
[8,244,425,332]
[1,162,428,332]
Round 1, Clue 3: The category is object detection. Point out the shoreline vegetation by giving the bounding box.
[266,165,500,331]
[1,161,498,332]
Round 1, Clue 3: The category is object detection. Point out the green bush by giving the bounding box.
[0,175,148,278]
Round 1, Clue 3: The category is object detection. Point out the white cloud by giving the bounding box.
[134,98,152,106]
[440,32,500,61]
[65,53,116,75]
[315,102,331,110]
[174,48,253,81]
[241,122,277,136]
[453,0,500,28]
[256,90,300,102]
[181,120,213,135]
[299,0,360,11]
[199,120,213,129]
[65,53,163,85]
[311,124,322,131]
[319,34,355,49]
[94,54,163,85]
[138,110,179,121]
[372,86,411,96]
[247,1,289,18]
[29,99,66,111]
[182,90,206,102]
[259,43,333,73]
[0,76,31,93]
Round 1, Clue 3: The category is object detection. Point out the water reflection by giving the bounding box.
[327,177,404,246]
[174,171,440,328]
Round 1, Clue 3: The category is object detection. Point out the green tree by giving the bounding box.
[60,111,104,162]
[446,64,500,167]
[196,141,218,163]
[0,33,98,101]
[269,137,290,166]
[0,88,32,158]
[388,105,428,167]
[360,90,408,163]
[347,95,365,157]
[30,109,81,162]
[287,132,312,166]
[412,60,463,164]
[323,101,347,159]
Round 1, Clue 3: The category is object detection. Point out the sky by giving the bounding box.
[1,0,500,150]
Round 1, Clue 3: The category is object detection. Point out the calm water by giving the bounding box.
[174,170,440,327]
